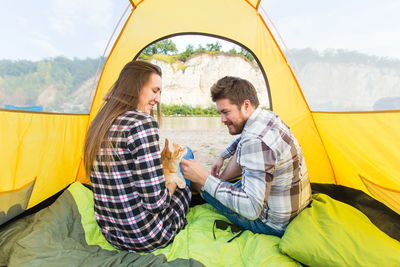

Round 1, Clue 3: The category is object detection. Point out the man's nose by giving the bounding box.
[221,115,227,123]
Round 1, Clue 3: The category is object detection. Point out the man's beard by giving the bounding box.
[226,121,245,135]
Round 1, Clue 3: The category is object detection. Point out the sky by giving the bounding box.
[0,0,399,61]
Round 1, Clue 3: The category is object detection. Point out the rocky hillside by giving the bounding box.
[288,49,400,111]
[2,49,399,113]
[66,50,400,112]
[149,52,269,108]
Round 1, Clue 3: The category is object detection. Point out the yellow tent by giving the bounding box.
[1,0,399,226]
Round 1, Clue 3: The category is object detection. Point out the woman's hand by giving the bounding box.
[211,156,225,178]
[180,159,209,186]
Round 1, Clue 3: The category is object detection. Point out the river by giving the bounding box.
[159,116,224,129]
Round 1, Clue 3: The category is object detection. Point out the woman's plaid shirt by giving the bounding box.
[90,109,191,253]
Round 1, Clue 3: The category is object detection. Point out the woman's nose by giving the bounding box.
[154,92,161,103]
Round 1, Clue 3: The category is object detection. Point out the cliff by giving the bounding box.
[2,50,399,113]
[288,49,400,111]
[149,53,269,108]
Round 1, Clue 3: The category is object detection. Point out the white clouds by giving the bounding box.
[32,38,61,57]
[16,16,28,26]
[50,0,115,35]
[0,0,127,60]
[2,0,398,60]
[261,0,400,59]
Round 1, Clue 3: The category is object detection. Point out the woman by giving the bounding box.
[84,60,191,253]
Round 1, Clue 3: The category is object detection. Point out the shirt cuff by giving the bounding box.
[221,149,232,159]
[202,175,221,197]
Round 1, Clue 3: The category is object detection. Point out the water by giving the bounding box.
[159,116,224,129]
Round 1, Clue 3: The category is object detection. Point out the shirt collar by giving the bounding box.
[242,107,262,134]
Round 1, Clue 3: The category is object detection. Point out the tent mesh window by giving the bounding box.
[0,179,36,226]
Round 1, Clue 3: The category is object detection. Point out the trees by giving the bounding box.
[160,104,219,116]
[0,57,102,110]
[206,42,222,52]
[142,40,178,56]
[0,59,36,76]
[227,47,254,62]
[179,44,195,61]
[141,40,226,59]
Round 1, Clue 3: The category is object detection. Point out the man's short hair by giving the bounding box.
[210,76,260,108]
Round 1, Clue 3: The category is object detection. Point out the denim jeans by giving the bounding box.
[201,180,284,237]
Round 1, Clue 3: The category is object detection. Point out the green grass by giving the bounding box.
[157,104,269,116]
[159,104,219,116]
[144,54,186,73]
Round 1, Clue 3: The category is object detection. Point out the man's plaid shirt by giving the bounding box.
[203,107,311,232]
[91,109,191,253]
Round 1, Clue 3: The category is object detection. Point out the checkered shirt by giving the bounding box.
[203,107,311,232]
[90,109,191,253]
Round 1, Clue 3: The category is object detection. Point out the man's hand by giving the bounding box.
[180,158,209,186]
[211,156,225,178]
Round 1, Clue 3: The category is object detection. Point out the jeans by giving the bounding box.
[201,180,284,237]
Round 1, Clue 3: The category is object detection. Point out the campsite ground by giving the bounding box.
[159,128,234,169]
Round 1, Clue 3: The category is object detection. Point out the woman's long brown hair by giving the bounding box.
[84,60,162,175]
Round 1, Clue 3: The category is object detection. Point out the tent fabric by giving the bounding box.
[360,175,400,215]
[0,178,35,225]
[313,111,400,208]
[0,0,399,247]
[0,110,88,211]
[279,193,400,266]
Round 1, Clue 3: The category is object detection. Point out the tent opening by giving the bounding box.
[134,34,271,112]
[131,34,271,169]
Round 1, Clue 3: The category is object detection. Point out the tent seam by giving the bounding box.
[359,175,400,193]
[74,3,136,182]
[257,6,338,184]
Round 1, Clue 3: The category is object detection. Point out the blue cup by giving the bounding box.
[180,146,194,186]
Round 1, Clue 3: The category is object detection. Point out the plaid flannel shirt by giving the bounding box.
[203,107,311,231]
[91,109,191,253]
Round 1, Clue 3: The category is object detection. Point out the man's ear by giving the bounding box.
[241,99,252,112]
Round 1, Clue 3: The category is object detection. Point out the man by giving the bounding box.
[181,76,311,237]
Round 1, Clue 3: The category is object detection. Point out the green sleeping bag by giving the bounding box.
[0,182,300,266]
[69,182,300,266]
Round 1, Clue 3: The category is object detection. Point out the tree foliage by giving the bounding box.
[140,40,244,62]
[160,104,219,116]
[206,42,222,52]
[228,47,255,62]
[142,40,178,56]
[0,56,104,110]
[179,44,195,61]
